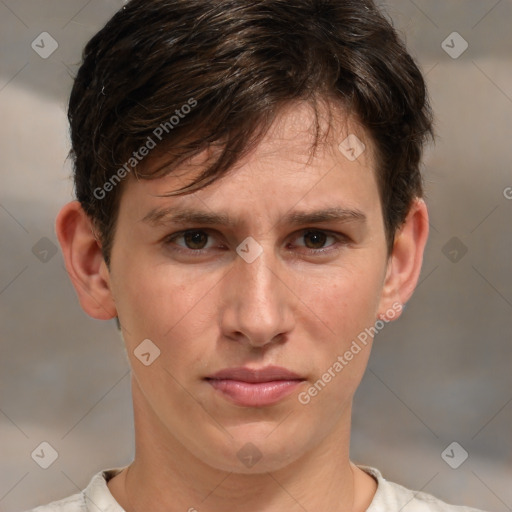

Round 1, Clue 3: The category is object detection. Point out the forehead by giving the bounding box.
[120,101,379,219]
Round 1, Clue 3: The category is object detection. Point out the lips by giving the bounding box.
[205,366,305,407]
[206,365,303,382]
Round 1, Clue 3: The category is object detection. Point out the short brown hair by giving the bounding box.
[68,0,434,267]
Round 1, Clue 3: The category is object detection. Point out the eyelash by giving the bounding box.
[163,229,349,257]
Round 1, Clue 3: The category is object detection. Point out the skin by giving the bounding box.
[56,101,429,512]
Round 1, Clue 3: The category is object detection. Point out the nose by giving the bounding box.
[219,245,296,348]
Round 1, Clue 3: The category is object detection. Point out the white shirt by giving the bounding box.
[25,465,488,511]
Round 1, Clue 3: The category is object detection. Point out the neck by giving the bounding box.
[108,380,377,512]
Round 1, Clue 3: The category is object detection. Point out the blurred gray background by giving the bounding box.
[1,1,511,511]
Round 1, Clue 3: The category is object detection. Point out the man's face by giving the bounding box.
[107,102,392,473]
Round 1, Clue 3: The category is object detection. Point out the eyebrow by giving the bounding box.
[141,206,366,228]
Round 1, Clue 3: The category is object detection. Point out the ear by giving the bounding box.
[377,198,429,321]
[55,200,117,320]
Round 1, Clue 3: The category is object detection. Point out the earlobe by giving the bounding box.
[55,200,117,320]
[377,198,429,320]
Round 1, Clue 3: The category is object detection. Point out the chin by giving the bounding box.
[198,429,308,474]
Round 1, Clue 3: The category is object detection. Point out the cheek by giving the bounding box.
[296,270,381,411]
[302,260,384,339]
[112,260,218,363]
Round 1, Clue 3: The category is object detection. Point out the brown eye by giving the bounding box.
[164,230,215,254]
[303,230,329,249]
[182,231,209,249]
[291,229,348,256]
